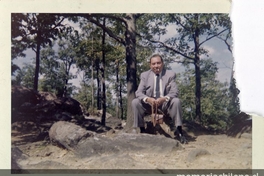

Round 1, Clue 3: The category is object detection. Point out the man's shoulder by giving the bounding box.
[164,69,176,77]
[141,70,152,76]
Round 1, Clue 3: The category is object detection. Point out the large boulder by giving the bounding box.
[49,121,93,150]
[227,112,252,138]
[11,86,85,123]
[76,132,183,158]
[12,86,40,109]
[54,97,84,116]
[39,92,57,101]
[35,96,85,122]
[49,121,182,158]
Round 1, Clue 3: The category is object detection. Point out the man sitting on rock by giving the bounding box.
[131,53,187,144]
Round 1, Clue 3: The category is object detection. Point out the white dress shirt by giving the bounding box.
[143,73,170,103]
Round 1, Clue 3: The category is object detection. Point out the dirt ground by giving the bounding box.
[11,120,252,171]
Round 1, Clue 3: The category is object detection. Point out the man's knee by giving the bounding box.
[170,97,181,107]
[132,98,141,109]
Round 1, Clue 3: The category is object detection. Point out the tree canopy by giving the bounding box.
[12,13,238,130]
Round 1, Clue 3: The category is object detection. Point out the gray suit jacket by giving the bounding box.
[135,69,179,101]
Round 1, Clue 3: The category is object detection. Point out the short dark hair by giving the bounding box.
[149,53,164,63]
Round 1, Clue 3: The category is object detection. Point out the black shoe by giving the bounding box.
[140,127,146,133]
[180,135,188,144]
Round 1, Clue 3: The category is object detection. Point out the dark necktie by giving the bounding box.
[155,74,160,98]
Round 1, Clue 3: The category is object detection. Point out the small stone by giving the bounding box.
[240,133,252,139]
[187,148,211,162]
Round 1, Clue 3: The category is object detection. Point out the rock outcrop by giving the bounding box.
[12,86,85,124]
[49,121,94,150]
[226,112,252,138]
[48,121,182,158]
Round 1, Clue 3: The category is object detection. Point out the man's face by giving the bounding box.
[150,56,164,75]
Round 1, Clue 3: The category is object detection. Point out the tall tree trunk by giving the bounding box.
[91,57,94,114]
[81,72,89,111]
[115,59,120,119]
[96,58,101,110]
[101,18,106,126]
[194,17,202,124]
[118,61,124,120]
[63,79,68,97]
[115,59,124,119]
[34,32,41,91]
[124,14,137,130]
[63,62,71,97]
[82,13,137,127]
[194,58,201,124]
[230,60,235,84]
[115,98,119,118]
[119,82,124,120]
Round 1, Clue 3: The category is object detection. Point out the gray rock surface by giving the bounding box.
[11,146,28,170]
[49,121,93,150]
[12,129,252,171]
[48,121,182,157]
[76,133,182,158]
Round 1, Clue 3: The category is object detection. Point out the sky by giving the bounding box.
[12,15,234,88]
[169,33,233,83]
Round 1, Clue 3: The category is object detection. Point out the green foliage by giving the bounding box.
[177,59,233,130]
[73,19,129,118]
[106,88,117,117]
[11,63,21,76]
[11,13,28,60]
[140,13,232,124]
[37,27,79,97]
[227,77,240,119]
[72,83,93,112]
[136,44,154,79]
[11,13,65,56]
[11,13,66,90]
[11,13,237,128]
[12,63,35,89]
[177,67,196,121]
[39,46,59,93]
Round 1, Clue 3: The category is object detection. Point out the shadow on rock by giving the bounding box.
[226,112,252,138]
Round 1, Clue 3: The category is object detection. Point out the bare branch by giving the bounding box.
[220,61,232,69]
[149,39,194,61]
[84,15,126,45]
[31,46,36,53]
[224,39,232,54]
[199,28,228,47]
[57,13,127,45]
[183,14,195,33]
[173,60,194,64]
[51,16,65,30]
[217,33,232,54]
[170,14,190,32]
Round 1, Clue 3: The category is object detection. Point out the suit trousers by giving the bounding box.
[132,97,183,128]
